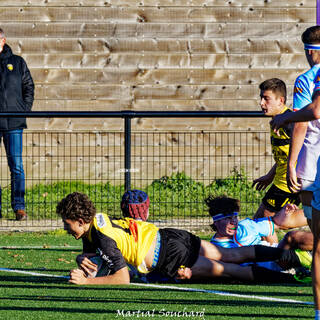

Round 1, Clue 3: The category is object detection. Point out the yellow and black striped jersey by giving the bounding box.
[270,107,293,193]
[82,213,159,274]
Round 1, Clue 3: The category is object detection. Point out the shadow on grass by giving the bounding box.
[0,279,313,311]
[0,294,313,310]
[0,274,313,299]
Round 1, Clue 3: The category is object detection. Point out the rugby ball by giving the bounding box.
[87,255,110,278]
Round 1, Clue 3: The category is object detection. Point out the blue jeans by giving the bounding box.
[0,129,25,211]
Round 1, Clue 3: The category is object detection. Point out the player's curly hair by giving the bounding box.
[205,196,240,231]
[205,195,240,216]
[302,26,320,44]
[56,192,96,223]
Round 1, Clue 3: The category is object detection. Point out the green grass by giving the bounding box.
[2,169,265,220]
[0,231,314,320]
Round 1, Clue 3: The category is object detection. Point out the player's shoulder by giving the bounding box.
[297,65,320,82]
[237,219,254,234]
[312,67,320,92]
[315,66,320,83]
[92,213,111,231]
[238,218,260,228]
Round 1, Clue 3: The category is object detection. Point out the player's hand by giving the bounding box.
[69,268,88,285]
[286,165,302,193]
[252,175,273,191]
[176,266,192,280]
[76,253,98,276]
[270,113,288,136]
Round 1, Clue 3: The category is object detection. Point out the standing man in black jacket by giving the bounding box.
[0,28,34,221]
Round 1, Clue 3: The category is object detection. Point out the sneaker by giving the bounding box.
[295,249,312,270]
[15,209,27,221]
[294,267,312,284]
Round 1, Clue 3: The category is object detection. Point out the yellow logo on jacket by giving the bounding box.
[267,199,275,207]
[7,64,13,71]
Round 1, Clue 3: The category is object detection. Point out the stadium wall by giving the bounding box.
[0,0,315,132]
[0,1,314,228]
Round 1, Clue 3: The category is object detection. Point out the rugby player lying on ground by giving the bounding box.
[56,192,311,285]
[206,195,312,281]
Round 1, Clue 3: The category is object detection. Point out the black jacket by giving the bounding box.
[0,44,34,130]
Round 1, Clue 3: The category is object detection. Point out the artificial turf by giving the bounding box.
[0,231,314,320]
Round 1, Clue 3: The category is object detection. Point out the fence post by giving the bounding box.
[124,116,131,192]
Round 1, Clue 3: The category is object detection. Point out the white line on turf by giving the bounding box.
[0,267,313,305]
[0,268,69,278]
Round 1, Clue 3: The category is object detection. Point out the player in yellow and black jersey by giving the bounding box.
[253,78,304,244]
[56,192,309,285]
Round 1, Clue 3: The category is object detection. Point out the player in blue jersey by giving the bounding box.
[207,196,313,251]
[287,34,320,230]
[271,25,320,320]
[207,196,312,280]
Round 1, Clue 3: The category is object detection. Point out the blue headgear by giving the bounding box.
[121,189,150,221]
[212,212,238,222]
[304,43,320,50]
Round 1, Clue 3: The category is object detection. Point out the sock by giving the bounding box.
[303,205,313,220]
[251,265,296,283]
[254,245,300,267]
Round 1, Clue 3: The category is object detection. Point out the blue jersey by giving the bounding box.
[210,217,281,272]
[293,64,320,111]
[210,217,274,248]
[314,67,320,93]
[294,65,320,181]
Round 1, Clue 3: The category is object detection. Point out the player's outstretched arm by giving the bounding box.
[271,92,320,132]
[69,266,130,285]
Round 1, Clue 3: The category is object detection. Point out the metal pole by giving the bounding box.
[124,116,131,192]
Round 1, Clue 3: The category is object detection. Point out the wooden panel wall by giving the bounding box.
[0,0,316,130]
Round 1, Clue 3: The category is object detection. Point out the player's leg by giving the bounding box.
[253,186,279,244]
[273,205,307,229]
[300,189,313,229]
[199,240,304,268]
[311,207,320,312]
[253,203,275,219]
[278,229,313,250]
[188,256,296,283]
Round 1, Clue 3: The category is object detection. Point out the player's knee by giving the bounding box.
[283,230,300,249]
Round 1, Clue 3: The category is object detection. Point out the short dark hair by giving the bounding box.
[205,195,240,217]
[56,192,96,223]
[259,78,287,104]
[302,26,320,44]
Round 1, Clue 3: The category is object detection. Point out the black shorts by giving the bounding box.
[155,228,201,278]
[262,184,300,212]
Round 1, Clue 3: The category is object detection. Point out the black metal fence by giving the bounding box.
[0,111,272,231]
